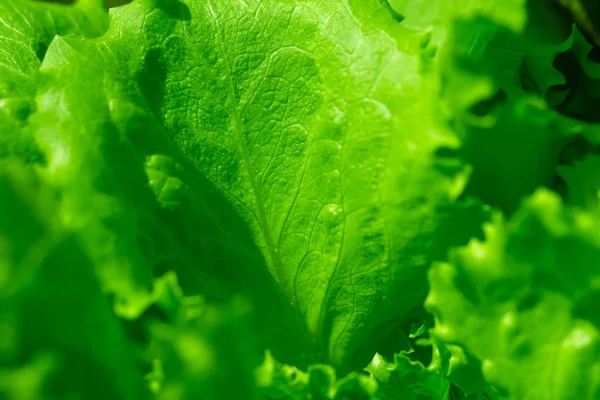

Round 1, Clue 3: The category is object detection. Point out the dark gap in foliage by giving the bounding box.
[156,0,191,21]
[520,61,541,95]
[572,290,600,330]
[449,385,493,400]
[389,307,435,366]
[138,48,167,124]
[434,146,458,159]
[546,83,570,107]
[120,303,171,345]
[554,174,568,199]
[344,317,412,375]
[344,305,437,376]
[558,134,598,165]
[430,200,490,262]
[553,51,580,94]
[383,1,405,23]
[589,45,600,63]
[433,146,464,179]
[554,49,600,122]
[1,141,47,166]
[33,41,49,63]
[433,147,466,179]
[516,291,542,311]
[469,90,507,116]
[25,148,46,166]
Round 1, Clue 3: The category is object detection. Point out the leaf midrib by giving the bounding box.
[204,0,292,292]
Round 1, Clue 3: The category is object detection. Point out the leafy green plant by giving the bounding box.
[1,0,599,399]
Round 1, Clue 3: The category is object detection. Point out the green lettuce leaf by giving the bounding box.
[427,189,600,399]
[256,348,450,400]
[0,166,146,399]
[0,165,262,400]
[0,0,107,165]
[557,153,600,207]
[24,0,471,372]
[141,274,260,400]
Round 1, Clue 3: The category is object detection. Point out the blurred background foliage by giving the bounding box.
[560,0,600,43]
[39,0,600,45]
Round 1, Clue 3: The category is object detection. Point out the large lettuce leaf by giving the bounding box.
[23,0,472,372]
